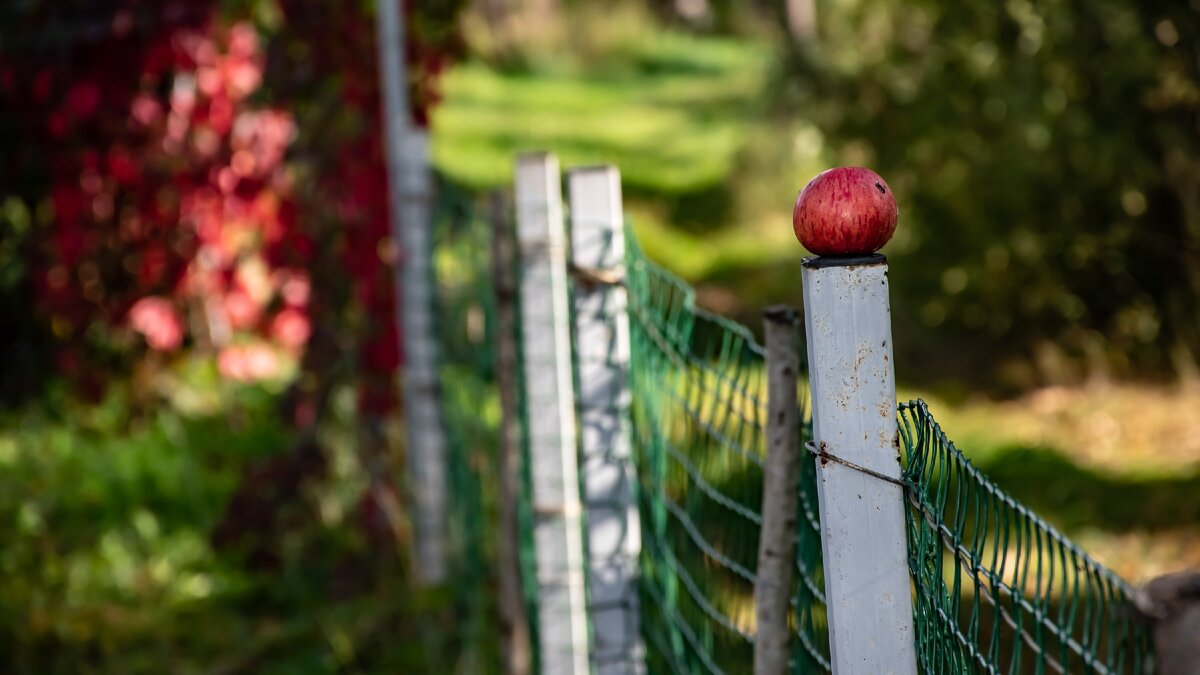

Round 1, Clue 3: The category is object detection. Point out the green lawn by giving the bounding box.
[431,28,821,299]
[432,32,769,194]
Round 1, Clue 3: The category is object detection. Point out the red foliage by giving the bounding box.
[2,1,463,412]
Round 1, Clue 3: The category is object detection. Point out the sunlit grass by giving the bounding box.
[904,385,1200,582]
[0,373,453,673]
[432,32,770,194]
[629,205,798,282]
[432,21,835,327]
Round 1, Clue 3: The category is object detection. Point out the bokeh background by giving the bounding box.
[1,0,1198,672]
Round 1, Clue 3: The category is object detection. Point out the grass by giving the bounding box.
[0,366,468,674]
[431,24,824,310]
[906,384,1200,582]
[432,32,770,195]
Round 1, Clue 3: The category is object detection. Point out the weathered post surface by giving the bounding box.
[802,254,918,675]
[566,166,644,675]
[492,191,532,675]
[754,306,802,675]
[375,0,446,584]
[515,152,590,675]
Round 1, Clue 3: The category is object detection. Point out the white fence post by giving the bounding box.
[755,306,802,675]
[515,152,590,675]
[375,0,447,585]
[567,166,644,675]
[802,254,918,675]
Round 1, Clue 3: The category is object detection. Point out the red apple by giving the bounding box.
[792,167,898,256]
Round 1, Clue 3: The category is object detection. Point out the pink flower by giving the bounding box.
[270,308,310,351]
[128,297,184,351]
[130,94,162,127]
[229,110,294,178]
[228,22,260,59]
[208,94,234,135]
[218,343,281,381]
[274,269,310,307]
[226,60,262,99]
[223,287,262,329]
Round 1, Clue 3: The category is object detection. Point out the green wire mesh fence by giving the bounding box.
[430,179,500,662]
[898,400,1153,674]
[792,420,830,675]
[426,175,1154,674]
[624,228,829,675]
[431,181,544,670]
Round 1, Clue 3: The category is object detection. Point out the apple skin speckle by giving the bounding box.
[792,167,898,256]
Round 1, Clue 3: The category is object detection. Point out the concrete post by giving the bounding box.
[515,152,590,675]
[567,166,644,675]
[802,254,918,675]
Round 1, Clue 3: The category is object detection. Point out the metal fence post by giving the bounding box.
[515,152,590,675]
[567,166,644,675]
[802,255,918,675]
[755,306,802,675]
[375,0,446,585]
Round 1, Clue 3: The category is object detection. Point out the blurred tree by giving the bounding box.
[0,1,218,405]
[779,0,1200,388]
[0,0,465,405]
[0,0,468,581]
[204,0,467,564]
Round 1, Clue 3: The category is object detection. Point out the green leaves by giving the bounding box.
[783,0,1200,385]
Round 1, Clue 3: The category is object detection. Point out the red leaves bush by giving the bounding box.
[0,0,463,410]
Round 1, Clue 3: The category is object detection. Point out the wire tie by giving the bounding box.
[569,263,625,288]
[805,441,908,488]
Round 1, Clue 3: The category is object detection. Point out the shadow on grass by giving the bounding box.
[973,444,1200,533]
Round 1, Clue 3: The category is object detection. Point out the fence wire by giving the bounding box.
[624,228,829,675]
[898,399,1154,675]
[792,419,831,675]
[430,178,500,662]
[428,179,1153,675]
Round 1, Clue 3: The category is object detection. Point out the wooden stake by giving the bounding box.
[755,305,802,675]
[492,190,532,675]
